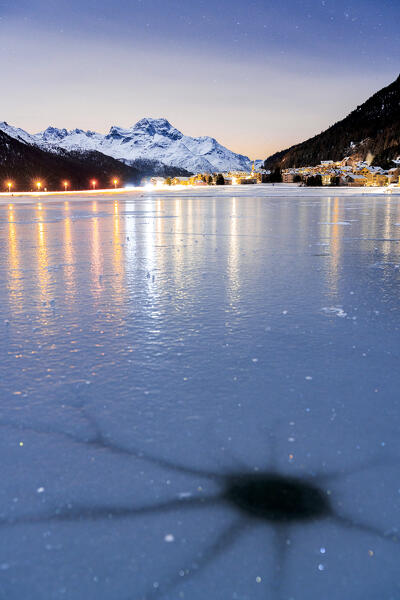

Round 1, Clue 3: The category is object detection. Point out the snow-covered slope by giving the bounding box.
[0,122,37,145]
[0,118,253,173]
[36,126,104,150]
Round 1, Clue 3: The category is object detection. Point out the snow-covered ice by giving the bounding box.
[1,189,400,599]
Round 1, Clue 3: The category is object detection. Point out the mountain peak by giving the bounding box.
[107,125,131,139]
[130,117,182,141]
[41,126,69,140]
[133,117,173,129]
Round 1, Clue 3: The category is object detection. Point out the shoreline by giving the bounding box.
[1,183,399,205]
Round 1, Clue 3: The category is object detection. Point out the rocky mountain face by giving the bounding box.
[1,118,253,174]
[264,74,400,170]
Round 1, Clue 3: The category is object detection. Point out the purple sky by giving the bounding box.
[0,0,398,158]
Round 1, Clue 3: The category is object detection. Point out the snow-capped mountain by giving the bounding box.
[0,118,254,173]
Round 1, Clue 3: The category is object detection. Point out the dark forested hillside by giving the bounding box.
[0,131,144,191]
[128,158,191,179]
[0,131,191,192]
[264,75,400,170]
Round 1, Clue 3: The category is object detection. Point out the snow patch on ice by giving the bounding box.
[370,261,400,270]
[319,221,351,226]
[321,307,348,318]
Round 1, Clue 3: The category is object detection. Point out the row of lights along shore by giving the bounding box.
[4,178,120,192]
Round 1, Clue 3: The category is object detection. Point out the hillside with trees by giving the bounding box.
[0,131,191,192]
[264,74,400,171]
[0,130,143,191]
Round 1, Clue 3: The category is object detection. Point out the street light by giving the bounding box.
[91,179,97,190]
[63,180,69,192]
[36,181,42,192]
[6,181,12,193]
[113,178,119,189]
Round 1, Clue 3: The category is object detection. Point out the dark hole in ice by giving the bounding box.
[1,417,398,600]
[225,473,330,521]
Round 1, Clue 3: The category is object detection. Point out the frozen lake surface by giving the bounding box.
[1,188,400,599]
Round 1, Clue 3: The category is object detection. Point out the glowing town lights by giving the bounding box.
[63,181,69,191]
[113,178,119,189]
[91,180,97,190]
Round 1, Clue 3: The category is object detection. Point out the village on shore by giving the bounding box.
[150,157,400,188]
[3,159,400,196]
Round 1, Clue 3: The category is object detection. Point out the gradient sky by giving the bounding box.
[0,0,399,158]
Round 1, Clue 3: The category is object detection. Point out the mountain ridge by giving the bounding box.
[0,118,254,174]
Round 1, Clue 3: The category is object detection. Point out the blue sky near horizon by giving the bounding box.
[0,0,399,158]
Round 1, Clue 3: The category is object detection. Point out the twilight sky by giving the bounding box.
[0,0,399,158]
